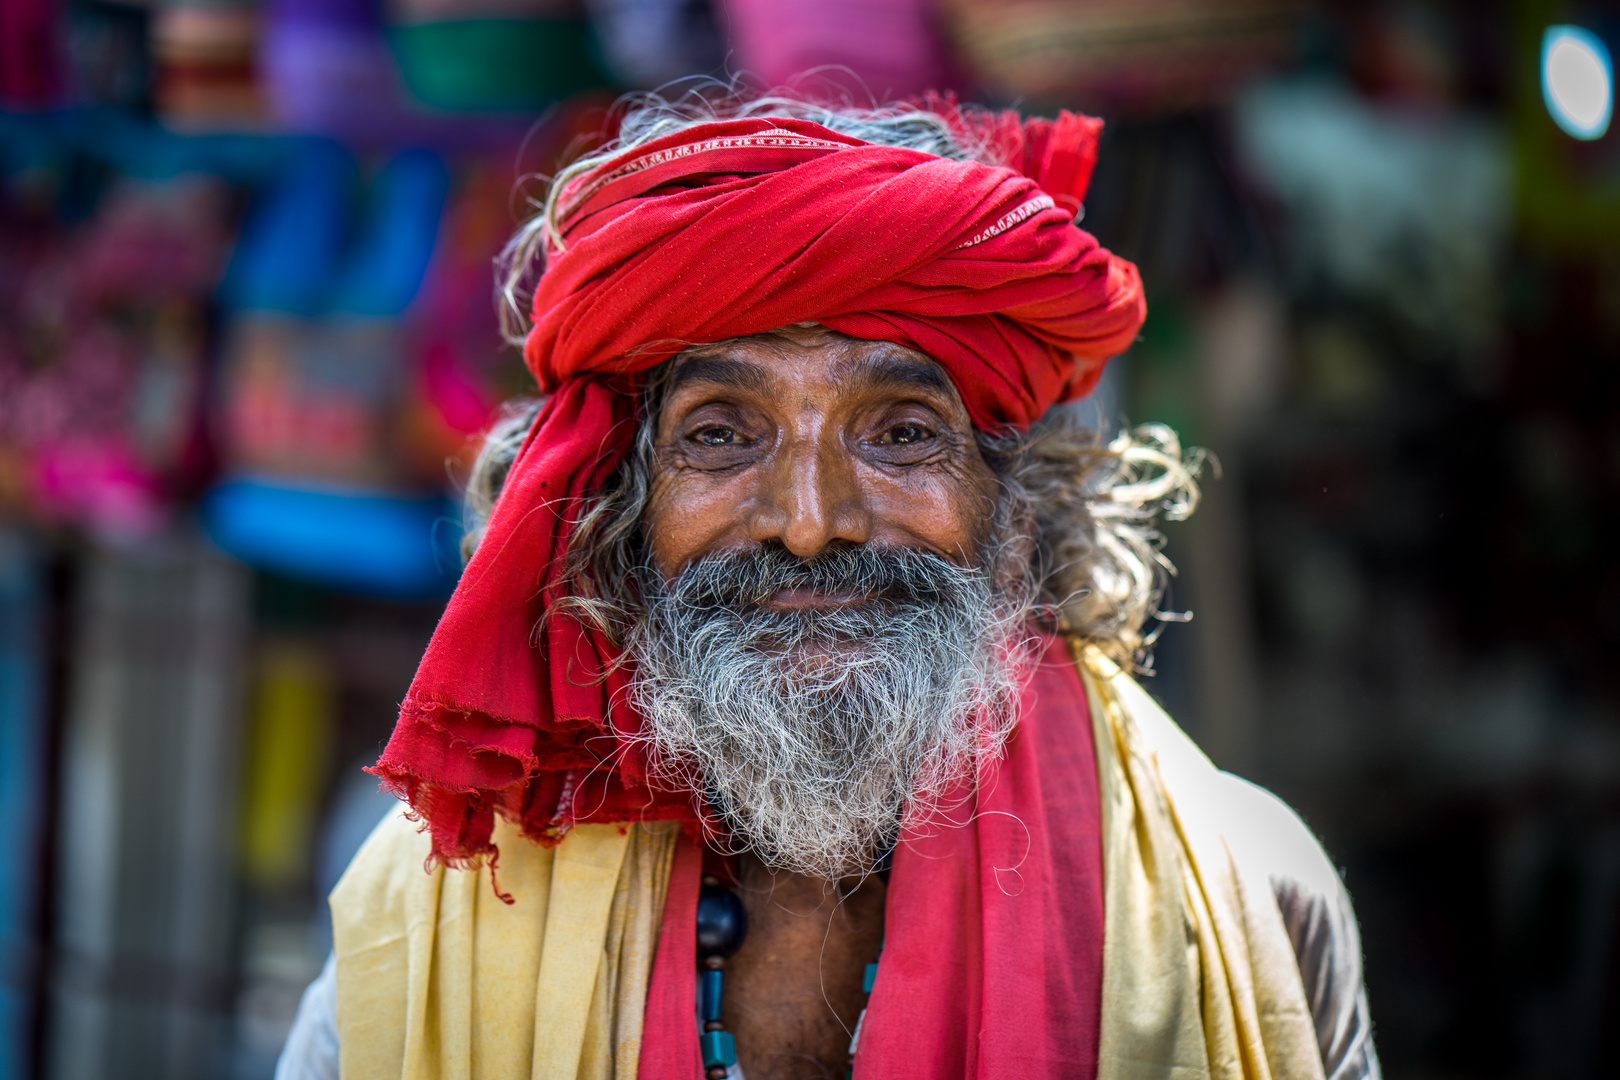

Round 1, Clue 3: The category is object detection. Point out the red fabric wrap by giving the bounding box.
[855,636,1104,1077]
[526,114,1141,429]
[373,108,1144,869]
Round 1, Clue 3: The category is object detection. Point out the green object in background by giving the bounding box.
[390,19,607,112]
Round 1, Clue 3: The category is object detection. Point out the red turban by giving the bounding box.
[373,107,1146,869]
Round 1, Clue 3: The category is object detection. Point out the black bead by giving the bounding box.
[696,883,748,959]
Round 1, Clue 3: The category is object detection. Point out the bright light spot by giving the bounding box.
[1542,26,1612,139]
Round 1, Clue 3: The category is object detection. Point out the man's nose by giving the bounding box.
[747,431,873,558]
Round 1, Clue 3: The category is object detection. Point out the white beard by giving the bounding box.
[628,545,1028,879]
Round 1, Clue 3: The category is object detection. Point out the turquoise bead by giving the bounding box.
[701,1030,737,1068]
[700,968,724,1022]
[863,962,878,994]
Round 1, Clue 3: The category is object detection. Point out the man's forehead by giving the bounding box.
[668,327,955,397]
[677,322,863,356]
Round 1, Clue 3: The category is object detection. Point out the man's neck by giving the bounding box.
[719,851,887,1080]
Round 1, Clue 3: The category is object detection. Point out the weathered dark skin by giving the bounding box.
[722,855,888,1080]
[644,324,999,582]
[642,325,1001,1078]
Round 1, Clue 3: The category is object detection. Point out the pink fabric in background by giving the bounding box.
[0,0,55,107]
[724,0,960,100]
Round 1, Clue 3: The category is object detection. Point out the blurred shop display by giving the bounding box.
[153,1,265,130]
[941,0,1304,112]
[47,543,249,1080]
[1,4,574,1069]
[210,143,447,512]
[0,531,48,1080]
[0,0,57,109]
[202,140,508,597]
[724,0,960,100]
[1079,7,1620,1075]
[260,0,614,145]
[586,0,723,89]
[387,0,606,111]
[0,169,230,540]
[1236,77,1510,357]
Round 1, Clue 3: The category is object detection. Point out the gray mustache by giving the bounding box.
[649,543,982,612]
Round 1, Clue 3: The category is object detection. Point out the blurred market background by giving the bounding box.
[1,0,1618,1077]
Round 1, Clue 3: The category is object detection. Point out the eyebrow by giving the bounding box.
[664,345,954,400]
[666,355,772,396]
[836,350,953,396]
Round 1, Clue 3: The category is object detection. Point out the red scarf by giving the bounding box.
[372,103,1138,1074]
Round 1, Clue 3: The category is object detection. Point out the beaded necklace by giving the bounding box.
[695,874,882,1080]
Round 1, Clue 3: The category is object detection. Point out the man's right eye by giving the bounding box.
[695,426,737,446]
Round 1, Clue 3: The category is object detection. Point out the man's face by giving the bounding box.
[629,327,1027,880]
[643,324,1001,584]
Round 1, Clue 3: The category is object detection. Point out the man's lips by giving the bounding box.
[761,586,873,609]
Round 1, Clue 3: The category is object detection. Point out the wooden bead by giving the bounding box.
[707,1069,728,1079]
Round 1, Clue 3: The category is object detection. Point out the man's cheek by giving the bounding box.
[867,470,994,564]
[645,471,752,575]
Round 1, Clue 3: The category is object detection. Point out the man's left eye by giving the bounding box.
[881,424,928,445]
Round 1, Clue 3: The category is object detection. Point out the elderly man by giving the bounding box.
[278,96,1379,1080]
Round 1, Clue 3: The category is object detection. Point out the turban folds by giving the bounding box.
[374,108,1146,868]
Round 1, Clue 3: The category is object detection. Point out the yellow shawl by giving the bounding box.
[332,647,1327,1080]
[331,818,678,1080]
[1079,645,1325,1080]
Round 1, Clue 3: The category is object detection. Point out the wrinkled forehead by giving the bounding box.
[657,323,970,414]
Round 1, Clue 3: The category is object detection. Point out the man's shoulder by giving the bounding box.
[329,804,428,935]
[1213,773,1345,902]
[1212,776,1381,1080]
